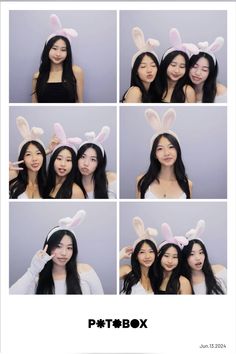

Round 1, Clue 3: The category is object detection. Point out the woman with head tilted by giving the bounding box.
[32,14,84,103]
[157,28,198,103]
[44,123,84,199]
[155,223,192,295]
[121,27,160,103]
[76,126,117,199]
[120,217,158,295]
[137,108,192,199]
[181,220,227,294]
[189,37,227,103]
[10,210,104,295]
[9,116,47,199]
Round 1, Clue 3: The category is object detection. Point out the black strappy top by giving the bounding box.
[37,82,76,103]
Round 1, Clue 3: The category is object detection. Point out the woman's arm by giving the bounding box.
[32,72,39,103]
[9,161,24,181]
[106,172,117,199]
[179,276,193,294]
[71,183,85,199]
[123,86,142,103]
[73,65,84,103]
[119,246,133,279]
[188,179,193,198]
[184,85,196,103]
[136,175,142,199]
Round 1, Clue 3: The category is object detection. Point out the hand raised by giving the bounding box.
[120,246,133,260]
[9,160,24,171]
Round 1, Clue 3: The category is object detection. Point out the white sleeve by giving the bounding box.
[108,179,117,199]
[9,269,38,294]
[214,91,227,103]
[216,267,227,294]
[80,268,104,294]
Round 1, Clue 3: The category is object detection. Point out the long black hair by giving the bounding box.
[34,35,77,102]
[76,143,108,199]
[138,133,190,199]
[155,243,182,294]
[9,141,47,199]
[157,50,190,103]
[189,52,218,103]
[121,239,158,294]
[122,52,161,103]
[36,229,82,294]
[181,239,224,294]
[44,146,77,199]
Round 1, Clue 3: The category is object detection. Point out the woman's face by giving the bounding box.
[23,143,44,172]
[187,243,205,271]
[51,235,73,267]
[49,39,67,65]
[137,242,156,268]
[161,246,178,272]
[54,149,72,177]
[189,57,210,85]
[167,54,186,82]
[78,147,98,177]
[155,136,177,167]
[137,55,158,85]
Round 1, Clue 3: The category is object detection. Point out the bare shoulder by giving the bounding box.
[124,86,142,103]
[72,183,85,199]
[72,65,83,77]
[106,171,117,183]
[179,275,192,294]
[33,71,39,80]
[212,264,226,273]
[188,179,193,193]
[216,83,227,95]
[120,264,132,278]
[184,85,196,103]
[179,275,190,286]
[77,263,93,273]
[136,174,144,183]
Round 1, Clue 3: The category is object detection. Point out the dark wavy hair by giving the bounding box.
[155,243,182,294]
[36,229,82,294]
[122,52,161,103]
[34,35,77,102]
[121,239,158,294]
[9,141,47,199]
[189,52,218,103]
[76,143,108,199]
[138,133,190,199]
[181,239,224,294]
[157,50,190,103]
[44,146,77,199]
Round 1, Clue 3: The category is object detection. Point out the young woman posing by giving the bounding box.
[189,37,227,103]
[155,223,192,295]
[137,109,192,199]
[121,27,160,103]
[181,220,227,294]
[32,14,83,103]
[9,116,47,199]
[76,126,117,199]
[157,28,198,103]
[120,217,158,294]
[44,123,84,199]
[10,210,104,294]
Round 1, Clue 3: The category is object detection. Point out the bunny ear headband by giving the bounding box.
[16,116,45,154]
[158,223,189,251]
[197,37,224,65]
[131,27,160,67]
[163,28,199,59]
[145,108,179,148]
[132,216,158,249]
[47,210,86,241]
[46,14,78,43]
[184,219,205,244]
[79,126,110,156]
[52,123,82,154]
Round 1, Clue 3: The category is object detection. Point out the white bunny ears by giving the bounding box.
[46,14,78,43]
[196,37,224,65]
[131,27,160,67]
[185,220,205,243]
[159,223,189,251]
[52,123,82,154]
[163,28,199,59]
[145,108,179,147]
[47,210,86,241]
[132,216,158,249]
[79,126,110,156]
[16,116,45,154]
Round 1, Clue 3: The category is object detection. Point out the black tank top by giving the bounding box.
[37,82,76,103]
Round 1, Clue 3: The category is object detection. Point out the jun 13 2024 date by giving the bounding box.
[199,344,227,349]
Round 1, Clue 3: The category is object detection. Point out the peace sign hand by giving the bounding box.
[29,245,54,277]
[9,160,24,171]
[120,246,133,260]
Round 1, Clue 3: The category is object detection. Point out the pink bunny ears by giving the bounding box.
[145,108,179,147]
[159,223,189,251]
[132,216,158,249]
[163,28,199,59]
[184,219,205,243]
[52,123,82,154]
[47,210,86,241]
[46,14,78,43]
[79,126,110,156]
[196,37,224,65]
[131,27,160,67]
[16,116,45,154]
